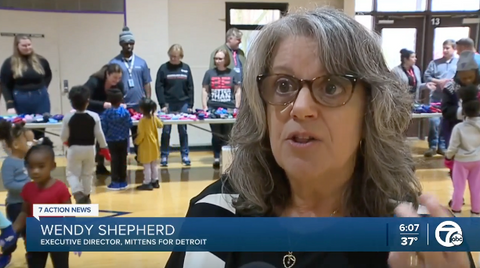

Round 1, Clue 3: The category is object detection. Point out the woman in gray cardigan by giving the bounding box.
[391,49,435,101]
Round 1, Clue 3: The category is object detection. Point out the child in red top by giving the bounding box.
[12,138,72,268]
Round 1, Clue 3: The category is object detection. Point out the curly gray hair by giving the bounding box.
[226,7,421,217]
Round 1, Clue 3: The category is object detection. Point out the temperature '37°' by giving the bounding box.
[399,224,421,247]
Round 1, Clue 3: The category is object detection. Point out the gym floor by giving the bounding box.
[0,140,477,267]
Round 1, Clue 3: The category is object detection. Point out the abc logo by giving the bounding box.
[435,221,463,247]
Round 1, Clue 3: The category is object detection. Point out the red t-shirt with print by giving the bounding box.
[21,180,71,218]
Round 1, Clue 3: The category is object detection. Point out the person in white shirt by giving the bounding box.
[445,84,480,217]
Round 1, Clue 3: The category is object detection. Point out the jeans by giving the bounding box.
[210,123,233,159]
[108,140,128,183]
[427,117,445,150]
[160,102,189,157]
[13,87,51,140]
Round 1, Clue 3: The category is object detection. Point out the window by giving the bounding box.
[377,0,427,11]
[355,15,373,31]
[430,0,480,11]
[355,0,373,12]
[230,9,281,25]
[0,0,124,13]
[226,3,288,54]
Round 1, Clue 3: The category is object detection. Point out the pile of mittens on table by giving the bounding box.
[412,102,441,113]
[128,108,238,121]
[1,108,239,125]
[0,113,64,124]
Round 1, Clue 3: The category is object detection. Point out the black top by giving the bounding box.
[84,76,125,114]
[165,178,477,268]
[0,56,52,109]
[60,110,108,148]
[155,62,194,108]
[202,68,241,109]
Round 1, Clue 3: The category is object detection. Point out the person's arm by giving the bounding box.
[100,112,109,138]
[1,163,25,194]
[441,85,461,121]
[58,182,72,204]
[134,119,145,145]
[155,116,164,129]
[186,65,194,109]
[445,125,460,160]
[90,112,108,149]
[201,71,210,110]
[41,57,52,88]
[142,62,152,98]
[0,58,15,109]
[127,113,133,128]
[85,77,106,111]
[60,113,72,143]
[155,65,166,108]
[423,61,436,83]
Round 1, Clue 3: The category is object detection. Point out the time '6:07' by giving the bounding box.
[399,224,420,232]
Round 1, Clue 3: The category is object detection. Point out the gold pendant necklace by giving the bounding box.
[282,210,338,268]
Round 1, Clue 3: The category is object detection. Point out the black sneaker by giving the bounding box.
[136,184,153,191]
[96,165,110,175]
[213,158,220,169]
[423,148,435,157]
[151,180,160,189]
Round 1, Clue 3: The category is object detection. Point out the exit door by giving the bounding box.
[375,17,425,70]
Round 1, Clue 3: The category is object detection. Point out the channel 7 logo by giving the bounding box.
[435,221,463,247]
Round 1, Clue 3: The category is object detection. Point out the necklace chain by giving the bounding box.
[283,210,338,268]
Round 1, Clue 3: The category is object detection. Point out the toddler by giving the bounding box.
[135,98,164,190]
[445,84,480,217]
[61,85,111,204]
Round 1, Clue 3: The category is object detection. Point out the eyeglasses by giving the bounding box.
[256,74,359,107]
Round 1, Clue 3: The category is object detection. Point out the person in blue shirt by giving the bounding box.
[101,89,133,191]
[110,26,152,160]
[423,39,458,157]
[0,120,31,267]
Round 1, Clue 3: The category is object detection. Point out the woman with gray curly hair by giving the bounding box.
[165,7,475,268]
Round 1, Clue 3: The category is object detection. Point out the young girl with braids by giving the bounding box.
[445,84,480,217]
[11,138,79,267]
[135,98,163,190]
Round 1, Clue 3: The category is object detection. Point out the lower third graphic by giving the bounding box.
[435,221,463,247]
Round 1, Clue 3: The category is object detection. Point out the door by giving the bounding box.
[375,16,427,139]
[56,12,123,116]
[375,17,425,70]
[425,15,480,64]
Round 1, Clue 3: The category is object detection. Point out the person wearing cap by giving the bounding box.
[110,26,152,159]
[441,50,480,208]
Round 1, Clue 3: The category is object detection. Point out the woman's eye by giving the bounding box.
[275,79,294,93]
[324,83,342,95]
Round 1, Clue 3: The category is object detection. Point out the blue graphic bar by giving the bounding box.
[25,217,478,252]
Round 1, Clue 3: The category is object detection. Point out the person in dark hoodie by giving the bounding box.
[85,63,125,175]
[441,50,480,207]
[155,44,194,167]
[100,89,132,191]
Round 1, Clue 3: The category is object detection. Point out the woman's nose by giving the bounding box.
[291,87,318,120]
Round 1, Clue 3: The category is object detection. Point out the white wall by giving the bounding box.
[0,10,123,148]
[0,0,347,148]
